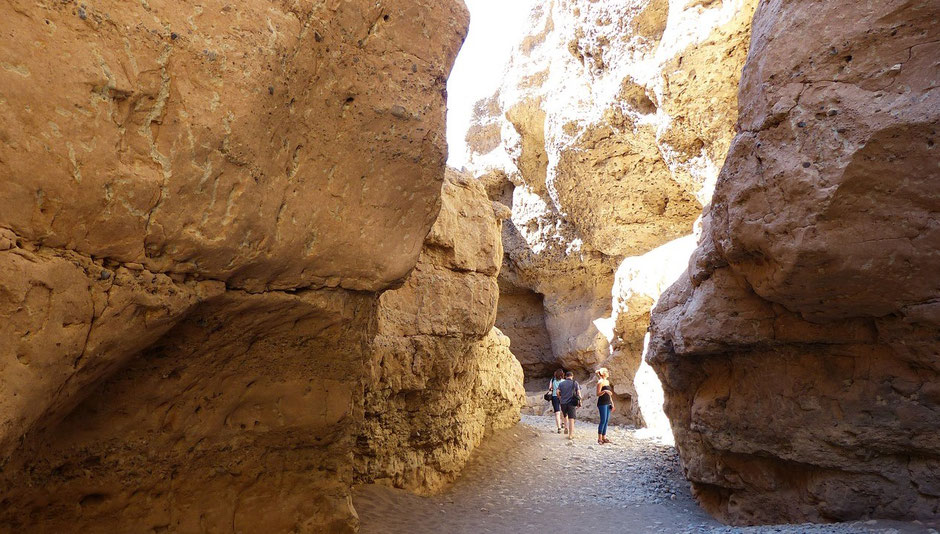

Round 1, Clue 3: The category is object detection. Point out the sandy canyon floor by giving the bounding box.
[356,415,938,534]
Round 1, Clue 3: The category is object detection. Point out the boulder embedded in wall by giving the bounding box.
[355,169,525,494]
[649,0,940,525]
[467,0,757,379]
[0,1,469,532]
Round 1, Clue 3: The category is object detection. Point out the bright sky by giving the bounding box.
[446,0,534,169]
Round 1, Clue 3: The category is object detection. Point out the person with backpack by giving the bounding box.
[556,371,581,440]
[545,369,566,433]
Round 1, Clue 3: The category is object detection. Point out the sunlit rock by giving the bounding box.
[355,170,526,494]
[648,0,940,524]
[0,1,480,531]
[466,0,758,423]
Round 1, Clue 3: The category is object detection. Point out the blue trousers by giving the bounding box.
[598,404,611,435]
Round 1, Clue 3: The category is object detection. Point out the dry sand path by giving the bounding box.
[355,415,937,534]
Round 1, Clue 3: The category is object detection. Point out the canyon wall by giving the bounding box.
[465,0,757,424]
[355,170,525,493]
[648,0,940,525]
[0,1,523,532]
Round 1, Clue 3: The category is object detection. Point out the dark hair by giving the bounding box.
[554,369,564,380]
[565,371,574,378]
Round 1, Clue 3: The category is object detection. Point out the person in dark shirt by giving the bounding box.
[556,371,581,440]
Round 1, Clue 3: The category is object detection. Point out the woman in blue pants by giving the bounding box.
[595,367,614,444]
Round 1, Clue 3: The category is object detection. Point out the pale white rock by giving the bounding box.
[466,0,759,419]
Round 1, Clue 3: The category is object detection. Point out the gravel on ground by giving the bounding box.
[355,415,938,534]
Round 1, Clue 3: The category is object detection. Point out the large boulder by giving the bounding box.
[0,0,465,293]
[648,0,940,524]
[0,1,469,532]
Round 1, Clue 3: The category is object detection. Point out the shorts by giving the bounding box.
[561,403,577,419]
[551,396,561,413]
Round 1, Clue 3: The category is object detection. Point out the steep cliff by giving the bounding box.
[648,0,940,524]
[465,0,757,424]
[0,1,483,532]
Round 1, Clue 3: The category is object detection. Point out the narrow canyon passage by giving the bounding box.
[355,416,935,534]
[0,0,936,531]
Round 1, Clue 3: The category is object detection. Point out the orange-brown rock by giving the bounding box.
[0,167,526,534]
[494,276,555,377]
[0,232,224,461]
[0,1,472,532]
[0,0,465,293]
[356,170,525,493]
[0,288,377,534]
[649,0,940,524]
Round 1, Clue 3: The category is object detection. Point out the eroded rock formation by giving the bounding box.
[495,276,555,377]
[648,0,940,524]
[0,287,378,533]
[466,0,757,424]
[0,1,526,532]
[355,170,525,493]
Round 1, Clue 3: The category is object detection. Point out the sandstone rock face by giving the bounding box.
[0,167,526,534]
[495,277,555,377]
[355,170,526,493]
[648,0,940,524]
[0,1,475,532]
[0,232,224,461]
[0,0,466,293]
[0,289,378,534]
[466,0,757,416]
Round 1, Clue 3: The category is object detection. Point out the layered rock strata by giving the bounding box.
[649,0,940,524]
[466,0,757,424]
[355,170,526,493]
[0,1,508,532]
